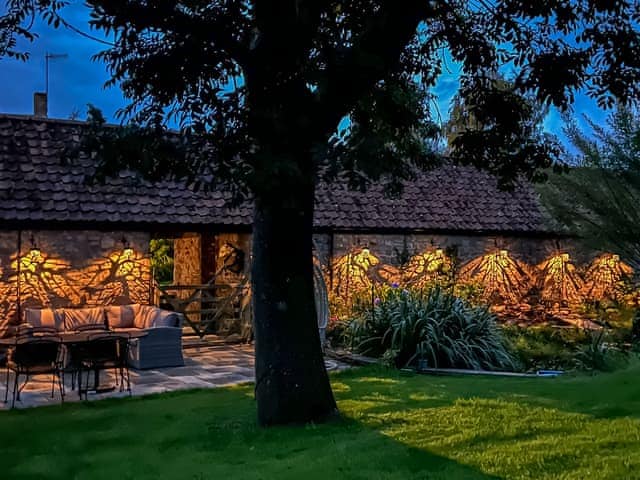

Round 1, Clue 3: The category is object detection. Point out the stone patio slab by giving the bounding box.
[0,344,346,409]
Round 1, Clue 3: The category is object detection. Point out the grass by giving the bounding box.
[3,364,640,479]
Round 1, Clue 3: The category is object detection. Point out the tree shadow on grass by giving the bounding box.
[0,385,499,480]
[333,366,640,479]
[332,363,640,420]
[3,363,640,479]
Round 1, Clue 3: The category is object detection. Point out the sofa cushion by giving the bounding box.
[23,308,64,331]
[60,307,106,331]
[153,310,179,327]
[110,327,142,335]
[105,304,139,329]
[134,305,178,329]
[134,305,161,329]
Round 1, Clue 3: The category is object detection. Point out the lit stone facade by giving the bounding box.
[312,232,591,290]
[0,227,629,338]
[0,230,152,334]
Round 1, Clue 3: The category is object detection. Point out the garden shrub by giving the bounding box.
[452,280,486,306]
[631,309,640,344]
[346,286,515,371]
[574,330,630,372]
[502,325,589,372]
[503,324,633,372]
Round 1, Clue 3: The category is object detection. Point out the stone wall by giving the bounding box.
[0,230,152,334]
[174,230,591,291]
[319,233,582,266]
[313,232,590,291]
[173,233,201,286]
[0,232,19,335]
[172,232,251,286]
[215,233,252,284]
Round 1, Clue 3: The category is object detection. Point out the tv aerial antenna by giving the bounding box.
[45,52,69,95]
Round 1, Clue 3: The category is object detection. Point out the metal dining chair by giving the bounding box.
[4,331,65,408]
[63,324,108,391]
[75,332,131,400]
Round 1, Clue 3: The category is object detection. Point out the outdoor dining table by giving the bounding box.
[0,329,148,346]
[1,330,147,395]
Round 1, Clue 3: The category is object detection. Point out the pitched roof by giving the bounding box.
[0,114,554,234]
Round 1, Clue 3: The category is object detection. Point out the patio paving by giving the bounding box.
[0,344,345,410]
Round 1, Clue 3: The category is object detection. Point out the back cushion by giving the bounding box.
[105,304,139,329]
[23,308,64,331]
[153,310,178,327]
[134,305,160,329]
[61,307,106,331]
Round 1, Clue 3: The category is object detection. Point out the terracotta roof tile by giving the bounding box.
[0,114,553,233]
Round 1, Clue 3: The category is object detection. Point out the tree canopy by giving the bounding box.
[444,75,556,183]
[540,105,640,270]
[3,1,639,192]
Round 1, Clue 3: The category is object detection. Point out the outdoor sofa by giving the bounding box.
[18,304,184,369]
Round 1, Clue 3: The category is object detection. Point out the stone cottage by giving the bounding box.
[2,113,605,336]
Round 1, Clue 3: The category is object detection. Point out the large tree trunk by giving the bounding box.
[252,178,337,426]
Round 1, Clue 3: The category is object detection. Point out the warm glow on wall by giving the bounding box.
[15,252,82,305]
[331,247,379,298]
[27,234,41,264]
[537,253,584,306]
[402,248,452,287]
[582,253,633,301]
[120,236,134,260]
[11,248,151,314]
[459,250,531,304]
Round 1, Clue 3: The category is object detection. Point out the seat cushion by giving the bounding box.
[23,308,64,331]
[110,327,142,335]
[105,304,139,329]
[60,307,106,331]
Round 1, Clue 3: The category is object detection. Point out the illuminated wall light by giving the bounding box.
[28,234,42,263]
[2,233,153,330]
[29,247,41,261]
[402,248,452,288]
[120,236,134,259]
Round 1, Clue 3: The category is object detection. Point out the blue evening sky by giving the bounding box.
[0,5,608,149]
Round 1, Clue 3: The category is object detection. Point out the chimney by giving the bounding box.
[33,92,48,118]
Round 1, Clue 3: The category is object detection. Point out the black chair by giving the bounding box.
[4,332,65,408]
[63,325,109,391]
[75,332,131,400]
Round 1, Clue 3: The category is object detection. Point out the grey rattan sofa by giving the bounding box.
[18,304,185,369]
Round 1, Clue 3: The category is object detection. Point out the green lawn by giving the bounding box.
[3,364,640,480]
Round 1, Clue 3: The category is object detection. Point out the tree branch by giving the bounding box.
[315,1,431,132]
[249,0,332,82]
[89,0,252,66]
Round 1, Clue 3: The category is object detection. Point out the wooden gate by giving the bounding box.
[156,280,250,338]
